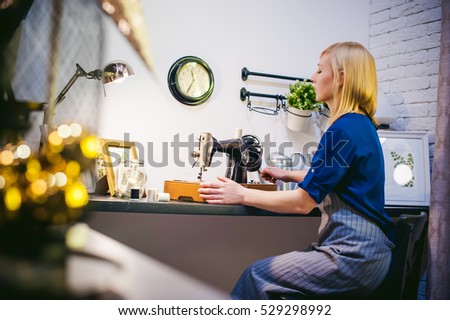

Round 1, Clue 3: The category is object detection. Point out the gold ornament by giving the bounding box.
[97,0,153,71]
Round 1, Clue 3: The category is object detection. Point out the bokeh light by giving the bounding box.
[65,161,81,178]
[70,123,83,137]
[30,179,48,196]
[16,144,31,159]
[0,124,93,232]
[5,187,22,211]
[80,135,100,159]
[25,159,41,182]
[54,172,68,187]
[66,223,89,250]
[1,150,14,166]
[25,167,40,182]
[57,124,71,138]
[46,173,56,188]
[48,131,63,146]
[27,159,42,171]
[52,212,68,225]
[65,181,88,208]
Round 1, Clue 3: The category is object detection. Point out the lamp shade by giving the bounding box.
[102,60,134,85]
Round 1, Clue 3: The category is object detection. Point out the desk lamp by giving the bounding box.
[43,60,134,127]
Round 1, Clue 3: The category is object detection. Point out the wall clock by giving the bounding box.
[167,56,214,106]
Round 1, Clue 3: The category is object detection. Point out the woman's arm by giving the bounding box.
[198,176,317,214]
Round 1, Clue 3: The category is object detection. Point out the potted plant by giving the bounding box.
[285,80,320,131]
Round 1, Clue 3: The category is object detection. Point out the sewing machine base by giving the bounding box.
[164,180,277,203]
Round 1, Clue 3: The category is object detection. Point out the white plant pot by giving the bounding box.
[286,108,312,132]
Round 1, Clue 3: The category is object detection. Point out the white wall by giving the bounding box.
[98,0,370,191]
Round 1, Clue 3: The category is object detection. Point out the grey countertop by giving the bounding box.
[87,195,313,216]
[87,195,427,217]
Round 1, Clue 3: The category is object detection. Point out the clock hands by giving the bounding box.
[187,79,195,93]
[186,68,196,93]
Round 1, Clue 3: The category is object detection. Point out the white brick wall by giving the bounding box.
[369,0,442,132]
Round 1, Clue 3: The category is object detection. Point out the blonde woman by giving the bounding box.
[199,42,395,299]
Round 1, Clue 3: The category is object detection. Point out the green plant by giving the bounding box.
[286,80,320,111]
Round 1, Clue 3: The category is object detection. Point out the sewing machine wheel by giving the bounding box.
[241,135,263,171]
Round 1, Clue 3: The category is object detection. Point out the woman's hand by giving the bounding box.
[259,167,290,182]
[198,176,246,204]
[260,167,308,183]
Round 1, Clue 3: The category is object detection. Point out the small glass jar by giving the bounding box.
[116,159,146,199]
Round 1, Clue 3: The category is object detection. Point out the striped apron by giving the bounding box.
[231,192,395,299]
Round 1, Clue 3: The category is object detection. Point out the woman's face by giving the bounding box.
[311,53,335,107]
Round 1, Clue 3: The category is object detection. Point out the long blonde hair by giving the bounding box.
[322,42,378,126]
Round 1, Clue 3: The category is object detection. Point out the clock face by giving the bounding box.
[176,62,211,98]
[168,56,214,106]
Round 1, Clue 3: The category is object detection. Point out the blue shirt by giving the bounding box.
[299,113,395,237]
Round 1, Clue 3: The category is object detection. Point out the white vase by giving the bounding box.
[286,108,312,132]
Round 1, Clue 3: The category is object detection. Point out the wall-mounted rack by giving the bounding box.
[240,86,329,118]
[241,67,311,82]
[240,87,287,115]
[240,67,319,116]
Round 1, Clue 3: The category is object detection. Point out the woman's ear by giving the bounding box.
[338,70,344,86]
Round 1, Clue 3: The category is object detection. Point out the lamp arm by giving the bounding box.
[54,65,84,105]
[42,67,82,126]
[43,64,102,126]
[54,63,104,106]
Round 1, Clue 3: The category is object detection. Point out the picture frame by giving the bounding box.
[99,138,139,197]
[378,131,431,206]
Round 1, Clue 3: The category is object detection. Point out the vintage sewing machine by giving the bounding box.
[164,132,276,202]
[191,132,263,183]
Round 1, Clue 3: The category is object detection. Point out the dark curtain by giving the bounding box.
[427,0,450,300]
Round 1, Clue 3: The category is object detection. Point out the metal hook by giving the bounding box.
[247,95,252,111]
[281,97,287,112]
[274,95,279,114]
